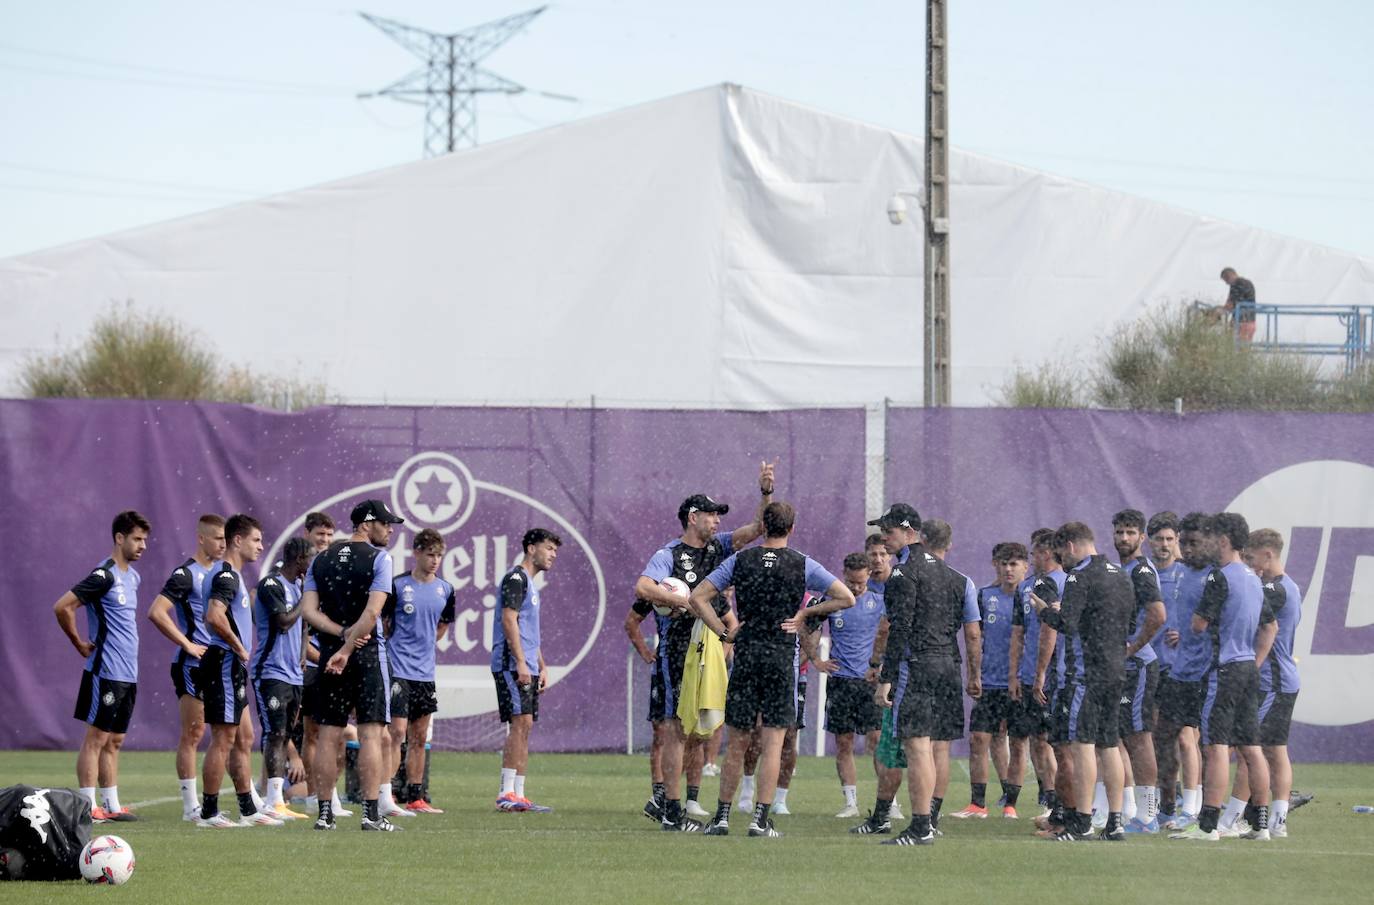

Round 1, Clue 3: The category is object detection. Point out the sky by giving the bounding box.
[2,0,1372,261]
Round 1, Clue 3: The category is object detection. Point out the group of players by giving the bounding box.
[53,501,562,832]
[52,459,1302,845]
[626,467,1302,844]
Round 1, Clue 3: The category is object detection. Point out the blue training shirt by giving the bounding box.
[977,583,1016,689]
[1260,573,1302,694]
[1124,557,1162,667]
[491,565,541,674]
[386,572,457,682]
[1170,565,1215,682]
[157,558,217,657]
[251,572,303,684]
[1013,569,1065,687]
[826,589,885,680]
[1151,560,1185,668]
[206,562,253,653]
[71,559,141,683]
[1195,559,1269,666]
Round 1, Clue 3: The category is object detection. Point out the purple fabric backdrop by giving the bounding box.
[0,400,865,753]
[886,407,1374,763]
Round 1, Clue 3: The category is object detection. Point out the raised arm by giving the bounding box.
[728,459,776,550]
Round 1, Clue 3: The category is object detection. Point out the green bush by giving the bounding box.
[999,302,1374,412]
[18,304,329,412]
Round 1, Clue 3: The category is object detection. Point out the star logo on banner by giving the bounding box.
[410,469,454,517]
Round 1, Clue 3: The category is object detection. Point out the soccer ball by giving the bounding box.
[655,577,690,617]
[80,835,134,886]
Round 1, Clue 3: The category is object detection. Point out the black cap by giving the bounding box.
[678,494,730,524]
[351,499,404,526]
[867,502,921,530]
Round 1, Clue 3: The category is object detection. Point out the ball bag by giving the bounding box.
[0,786,91,881]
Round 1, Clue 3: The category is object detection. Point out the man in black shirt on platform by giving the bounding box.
[1220,267,1257,343]
[690,502,852,838]
[1031,521,1134,841]
[301,499,403,832]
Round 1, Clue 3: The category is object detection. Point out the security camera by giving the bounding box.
[886,193,908,225]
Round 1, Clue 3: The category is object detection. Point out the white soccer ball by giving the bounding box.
[80,835,134,886]
[655,576,690,616]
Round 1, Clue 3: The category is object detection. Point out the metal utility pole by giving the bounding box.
[359,7,547,156]
[924,0,951,406]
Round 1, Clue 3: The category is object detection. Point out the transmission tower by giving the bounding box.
[359,6,548,156]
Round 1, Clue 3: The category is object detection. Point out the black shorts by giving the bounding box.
[1008,682,1053,739]
[1120,660,1159,736]
[1157,675,1204,729]
[895,656,961,740]
[200,646,248,726]
[493,671,539,722]
[390,678,439,721]
[824,676,882,736]
[1200,661,1260,747]
[969,687,1013,734]
[795,678,808,730]
[74,670,136,734]
[301,666,321,722]
[171,653,201,700]
[725,657,795,730]
[1258,689,1298,747]
[1065,679,1122,748]
[314,646,391,727]
[648,661,674,723]
[254,679,302,738]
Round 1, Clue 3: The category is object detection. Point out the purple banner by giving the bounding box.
[886,407,1374,763]
[0,400,865,753]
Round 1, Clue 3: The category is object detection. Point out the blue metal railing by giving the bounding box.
[1191,301,1374,374]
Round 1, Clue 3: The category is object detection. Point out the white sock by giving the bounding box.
[1272,798,1289,826]
[1183,787,1202,815]
[330,789,346,812]
[1134,785,1152,821]
[378,783,394,809]
[843,784,857,807]
[1122,785,1137,822]
[80,787,98,810]
[250,784,265,811]
[515,775,526,799]
[179,778,198,812]
[740,774,755,802]
[773,787,788,807]
[305,794,318,811]
[99,786,121,812]
[265,777,285,808]
[500,768,517,795]
[1092,781,1107,816]
[1221,796,1247,829]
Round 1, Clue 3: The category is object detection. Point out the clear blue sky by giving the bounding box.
[2,0,1372,261]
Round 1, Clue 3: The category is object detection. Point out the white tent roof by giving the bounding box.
[4,83,1372,407]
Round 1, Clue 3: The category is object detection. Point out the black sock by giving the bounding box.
[930,797,943,829]
[686,784,700,803]
[201,793,218,820]
[652,782,665,805]
[318,798,333,822]
[1074,810,1093,834]
[874,797,892,821]
[663,799,682,823]
[406,783,424,804]
[1046,789,1058,811]
[912,813,932,836]
[1199,804,1221,833]
[236,792,255,817]
[1243,800,1259,828]
[364,799,379,822]
[714,800,731,822]
[1005,784,1022,808]
[1106,811,1123,833]
[752,802,771,826]
[1255,804,1269,830]
[971,783,987,808]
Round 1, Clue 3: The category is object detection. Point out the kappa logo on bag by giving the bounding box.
[19,789,52,844]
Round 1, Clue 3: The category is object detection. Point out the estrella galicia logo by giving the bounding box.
[263,452,606,720]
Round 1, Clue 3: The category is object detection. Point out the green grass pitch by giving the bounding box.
[2,751,1373,903]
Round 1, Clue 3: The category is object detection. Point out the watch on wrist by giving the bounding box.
[869,659,882,668]
[718,630,729,642]
[760,485,772,496]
